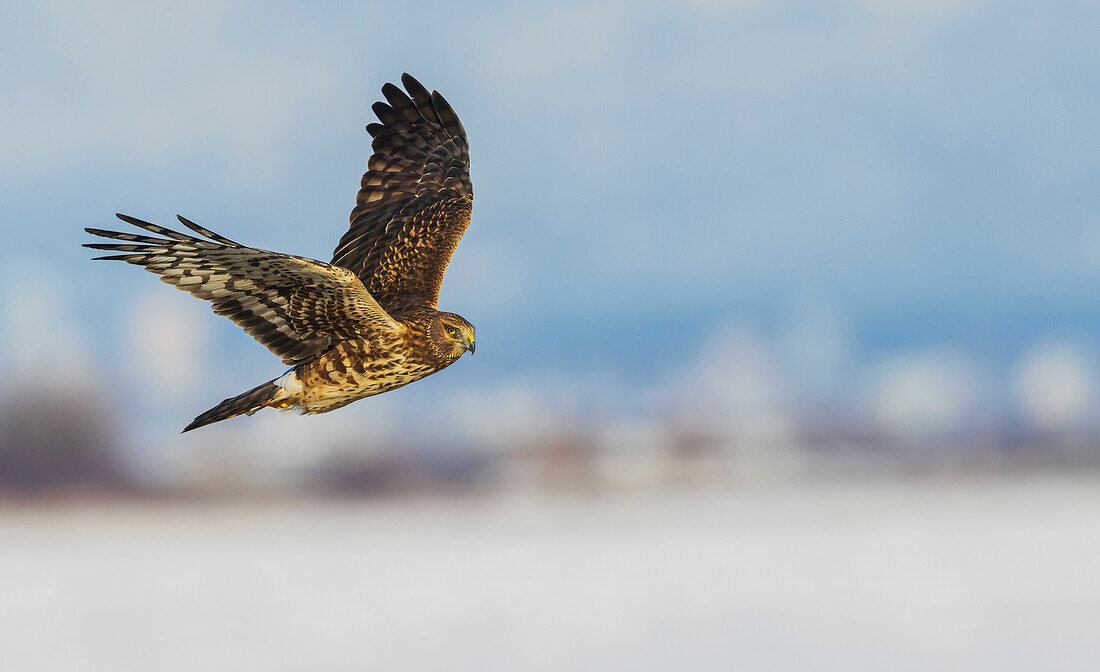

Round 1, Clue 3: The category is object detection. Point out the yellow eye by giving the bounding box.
[447,327,458,335]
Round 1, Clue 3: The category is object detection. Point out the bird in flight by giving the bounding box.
[85,74,477,432]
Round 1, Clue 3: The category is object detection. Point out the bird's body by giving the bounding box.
[283,309,455,414]
[85,74,478,431]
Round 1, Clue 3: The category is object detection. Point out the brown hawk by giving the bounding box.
[85,74,477,432]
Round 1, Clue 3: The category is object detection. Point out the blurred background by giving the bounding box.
[2,1,1098,670]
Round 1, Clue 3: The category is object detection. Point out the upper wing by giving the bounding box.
[331,74,473,311]
[86,214,401,366]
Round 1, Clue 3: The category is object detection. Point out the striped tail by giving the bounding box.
[182,379,283,433]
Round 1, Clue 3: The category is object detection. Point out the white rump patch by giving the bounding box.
[274,369,302,395]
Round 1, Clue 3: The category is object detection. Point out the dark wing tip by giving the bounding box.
[400,74,439,124]
[400,73,428,97]
[89,254,140,262]
[116,212,146,226]
[371,100,407,129]
[175,214,240,246]
[380,82,403,99]
[382,81,421,125]
[430,90,466,139]
[83,242,140,251]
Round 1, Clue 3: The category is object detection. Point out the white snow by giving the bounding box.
[1,476,1098,671]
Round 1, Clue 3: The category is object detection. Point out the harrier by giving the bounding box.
[85,74,476,432]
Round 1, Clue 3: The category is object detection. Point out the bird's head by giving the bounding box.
[430,312,476,360]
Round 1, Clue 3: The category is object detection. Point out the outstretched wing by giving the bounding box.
[86,214,401,366]
[331,73,473,312]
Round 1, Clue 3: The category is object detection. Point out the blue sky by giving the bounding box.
[1,1,1096,459]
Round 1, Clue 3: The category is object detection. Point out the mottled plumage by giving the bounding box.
[85,74,477,431]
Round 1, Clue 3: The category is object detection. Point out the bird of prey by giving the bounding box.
[85,74,477,432]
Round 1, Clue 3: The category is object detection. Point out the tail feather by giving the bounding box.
[183,379,283,433]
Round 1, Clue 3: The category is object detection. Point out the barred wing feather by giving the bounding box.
[85,214,400,366]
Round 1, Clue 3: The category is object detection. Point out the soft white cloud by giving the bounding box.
[665,324,796,444]
[441,374,606,452]
[1013,342,1094,430]
[225,402,398,483]
[594,417,675,487]
[869,349,980,437]
[125,289,209,400]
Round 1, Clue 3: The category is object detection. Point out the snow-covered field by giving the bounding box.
[2,476,1099,671]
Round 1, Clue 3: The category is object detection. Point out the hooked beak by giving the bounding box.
[466,334,476,355]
